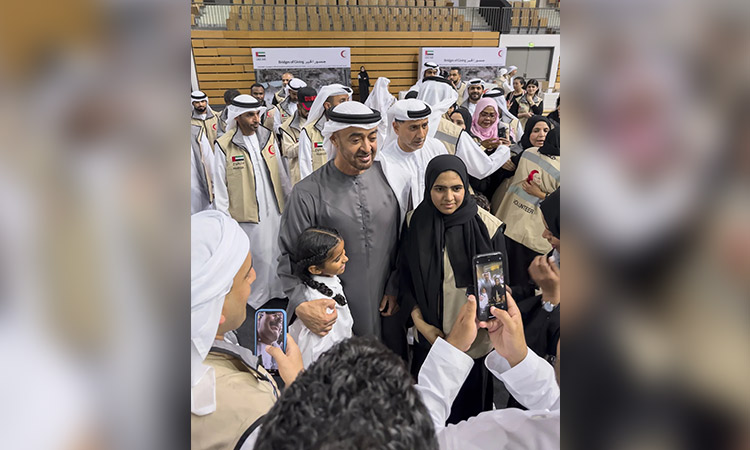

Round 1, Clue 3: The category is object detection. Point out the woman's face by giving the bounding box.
[478,106,497,128]
[360,66,365,71]
[450,111,466,130]
[513,78,524,91]
[430,171,465,215]
[526,83,538,96]
[529,121,550,147]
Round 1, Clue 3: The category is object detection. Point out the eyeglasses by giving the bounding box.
[479,112,497,119]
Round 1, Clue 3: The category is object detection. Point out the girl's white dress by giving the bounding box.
[289,275,354,368]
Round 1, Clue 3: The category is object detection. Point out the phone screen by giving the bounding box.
[474,252,507,321]
[254,309,287,372]
[499,127,507,138]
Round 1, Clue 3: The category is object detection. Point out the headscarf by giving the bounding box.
[540,188,560,239]
[191,90,208,107]
[223,94,266,132]
[191,210,250,416]
[306,83,353,128]
[518,115,553,150]
[383,98,432,150]
[450,107,474,137]
[321,101,382,160]
[470,98,500,141]
[416,77,458,140]
[405,155,493,327]
[538,125,560,156]
[364,77,397,146]
[484,87,524,140]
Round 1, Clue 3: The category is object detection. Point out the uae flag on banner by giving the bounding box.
[255,51,266,57]
[425,50,434,56]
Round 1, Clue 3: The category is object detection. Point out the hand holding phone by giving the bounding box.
[473,252,508,322]
[255,309,288,373]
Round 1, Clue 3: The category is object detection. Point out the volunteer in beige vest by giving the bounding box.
[266,77,306,134]
[297,83,353,180]
[212,95,291,313]
[271,72,294,107]
[191,124,214,214]
[191,211,303,450]
[496,126,560,299]
[448,67,467,104]
[280,86,316,186]
[191,90,224,148]
[400,155,510,423]
[514,79,544,130]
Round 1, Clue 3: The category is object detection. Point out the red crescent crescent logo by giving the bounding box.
[268,145,275,155]
[340,50,346,58]
[527,169,539,183]
[498,50,503,57]
[212,123,217,130]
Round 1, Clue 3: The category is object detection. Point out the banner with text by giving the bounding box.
[252,47,351,69]
[418,47,508,84]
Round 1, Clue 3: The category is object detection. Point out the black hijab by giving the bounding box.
[540,188,560,239]
[538,125,560,156]
[450,107,475,138]
[519,115,552,150]
[406,155,493,327]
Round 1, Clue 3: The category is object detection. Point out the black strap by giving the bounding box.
[407,104,432,119]
[234,416,265,450]
[327,108,381,124]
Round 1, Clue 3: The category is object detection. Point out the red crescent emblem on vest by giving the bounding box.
[268,145,275,155]
[527,169,539,183]
[212,123,217,130]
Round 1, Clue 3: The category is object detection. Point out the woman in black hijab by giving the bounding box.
[399,155,510,424]
[488,115,553,211]
[357,66,370,102]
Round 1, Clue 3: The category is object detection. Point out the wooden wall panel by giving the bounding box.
[191,30,500,103]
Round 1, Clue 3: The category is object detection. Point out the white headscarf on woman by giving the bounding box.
[364,77,397,146]
[321,101,382,160]
[305,83,353,127]
[223,94,266,132]
[191,210,250,416]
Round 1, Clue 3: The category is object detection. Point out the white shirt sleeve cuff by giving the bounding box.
[496,348,542,386]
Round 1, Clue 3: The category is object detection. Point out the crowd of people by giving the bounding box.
[191,61,561,449]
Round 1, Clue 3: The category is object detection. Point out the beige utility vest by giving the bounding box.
[191,107,222,150]
[496,147,560,254]
[434,118,460,156]
[302,116,330,173]
[215,125,285,224]
[279,112,304,185]
[517,95,542,129]
[191,351,278,450]
[191,124,214,203]
[456,81,467,103]
[407,208,501,359]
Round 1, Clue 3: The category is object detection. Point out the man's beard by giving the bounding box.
[194,106,207,113]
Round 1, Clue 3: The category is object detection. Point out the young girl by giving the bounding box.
[289,226,353,368]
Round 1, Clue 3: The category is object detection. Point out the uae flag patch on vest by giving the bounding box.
[232,155,245,162]
[313,142,324,149]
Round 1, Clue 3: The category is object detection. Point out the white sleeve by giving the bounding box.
[437,408,560,450]
[238,426,260,450]
[298,129,313,180]
[273,108,283,134]
[454,131,510,179]
[211,142,230,215]
[413,338,474,432]
[486,348,560,411]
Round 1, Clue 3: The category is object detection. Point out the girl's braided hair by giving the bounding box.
[292,226,347,306]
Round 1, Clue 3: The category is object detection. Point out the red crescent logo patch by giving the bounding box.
[498,50,503,57]
[268,145,275,155]
[212,123,217,130]
[527,169,539,183]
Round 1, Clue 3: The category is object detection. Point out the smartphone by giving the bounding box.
[499,127,507,138]
[254,309,287,373]
[473,252,507,321]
